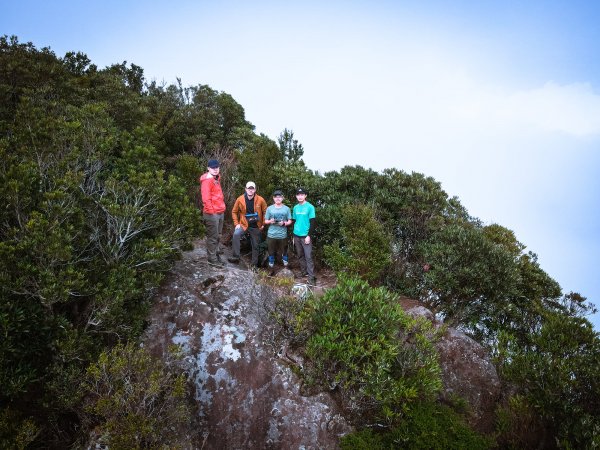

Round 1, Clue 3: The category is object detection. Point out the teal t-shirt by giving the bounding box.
[292,202,316,237]
[266,204,291,239]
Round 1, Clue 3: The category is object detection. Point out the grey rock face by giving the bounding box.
[399,298,501,433]
[143,240,352,449]
[436,327,501,433]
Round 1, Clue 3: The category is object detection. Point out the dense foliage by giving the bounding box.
[0,36,255,447]
[80,343,193,449]
[2,37,599,448]
[340,402,491,450]
[304,276,441,424]
[324,203,392,284]
[497,310,600,448]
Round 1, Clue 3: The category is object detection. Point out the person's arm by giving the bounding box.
[265,208,273,225]
[302,218,315,244]
[258,198,267,229]
[231,198,241,228]
[304,206,316,244]
[283,208,293,226]
[308,217,316,236]
[200,176,213,212]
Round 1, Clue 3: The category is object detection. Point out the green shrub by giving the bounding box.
[340,402,491,450]
[169,153,206,222]
[324,203,392,285]
[495,394,547,449]
[80,343,193,449]
[304,276,441,423]
[0,293,56,399]
[418,223,520,333]
[0,407,39,450]
[251,271,311,349]
[497,312,600,449]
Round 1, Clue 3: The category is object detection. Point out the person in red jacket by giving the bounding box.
[200,159,226,267]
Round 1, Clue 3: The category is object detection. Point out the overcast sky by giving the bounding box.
[3,0,599,328]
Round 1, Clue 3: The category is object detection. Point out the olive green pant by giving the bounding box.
[203,213,224,261]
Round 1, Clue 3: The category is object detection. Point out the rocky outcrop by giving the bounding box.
[401,299,501,433]
[436,328,501,433]
[143,240,351,449]
[143,241,501,447]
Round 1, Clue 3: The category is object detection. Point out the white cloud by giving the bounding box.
[496,82,600,136]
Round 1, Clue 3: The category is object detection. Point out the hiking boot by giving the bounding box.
[308,276,317,285]
[268,256,275,268]
[207,259,224,268]
[282,256,289,267]
[301,271,308,277]
[227,256,240,263]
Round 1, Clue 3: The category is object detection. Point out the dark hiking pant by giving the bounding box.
[232,226,261,266]
[267,237,288,263]
[293,235,314,278]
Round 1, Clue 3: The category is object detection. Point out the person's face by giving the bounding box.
[296,193,307,203]
[273,195,283,205]
[208,166,220,176]
[245,186,255,197]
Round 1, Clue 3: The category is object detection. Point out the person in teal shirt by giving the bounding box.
[292,187,316,284]
[264,190,292,268]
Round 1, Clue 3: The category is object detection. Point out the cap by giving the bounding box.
[272,190,284,197]
[207,159,220,168]
[296,187,307,195]
[245,181,256,189]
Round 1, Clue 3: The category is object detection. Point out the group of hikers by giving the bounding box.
[199,159,317,285]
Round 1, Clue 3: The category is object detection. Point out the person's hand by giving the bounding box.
[305,236,311,245]
[235,224,242,230]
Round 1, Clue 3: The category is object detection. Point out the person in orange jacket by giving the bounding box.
[228,181,267,268]
[200,159,226,267]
